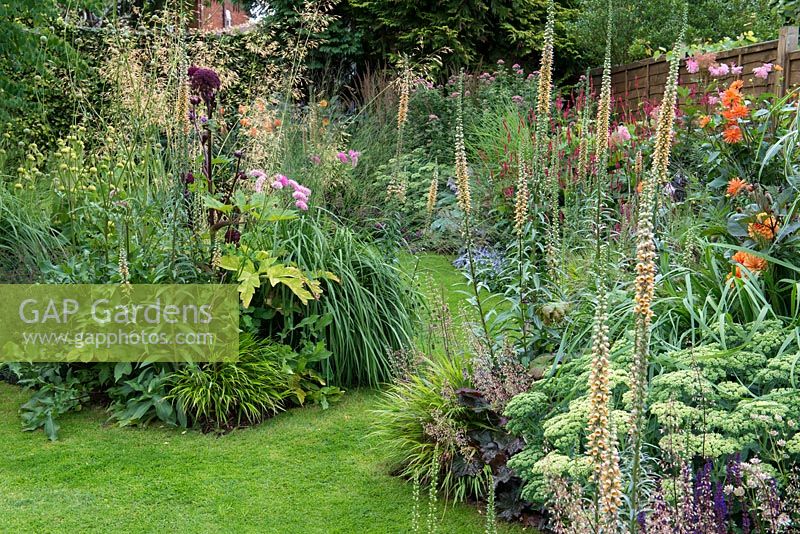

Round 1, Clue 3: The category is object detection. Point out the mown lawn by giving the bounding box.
[0,387,525,533]
[0,254,529,533]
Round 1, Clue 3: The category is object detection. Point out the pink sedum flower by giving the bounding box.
[295,200,308,211]
[336,151,349,163]
[685,58,699,74]
[730,62,743,75]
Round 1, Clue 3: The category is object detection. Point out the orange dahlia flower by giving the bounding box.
[721,81,744,108]
[698,115,711,128]
[748,213,779,241]
[722,104,749,121]
[732,250,767,272]
[723,124,743,143]
[726,177,751,197]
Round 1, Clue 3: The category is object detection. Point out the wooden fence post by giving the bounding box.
[775,25,799,96]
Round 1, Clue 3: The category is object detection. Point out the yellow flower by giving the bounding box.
[318,99,328,108]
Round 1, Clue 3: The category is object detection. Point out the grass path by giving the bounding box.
[0,385,525,533]
[0,254,527,533]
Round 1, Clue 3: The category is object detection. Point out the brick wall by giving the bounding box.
[195,1,250,31]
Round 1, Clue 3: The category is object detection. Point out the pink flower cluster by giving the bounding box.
[336,149,361,168]
[272,174,311,210]
[609,124,631,146]
[688,57,773,79]
[250,170,311,210]
[753,62,773,79]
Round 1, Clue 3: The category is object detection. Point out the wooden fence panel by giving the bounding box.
[590,27,799,113]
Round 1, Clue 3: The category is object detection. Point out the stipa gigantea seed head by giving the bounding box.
[514,151,530,237]
[454,72,471,217]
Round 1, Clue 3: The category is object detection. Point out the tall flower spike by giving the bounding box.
[536,0,556,121]
[514,150,530,237]
[176,73,190,134]
[546,138,562,276]
[397,63,411,132]
[629,9,687,526]
[426,164,439,216]
[454,72,471,217]
[586,281,623,530]
[388,59,413,203]
[576,73,593,187]
[592,0,613,265]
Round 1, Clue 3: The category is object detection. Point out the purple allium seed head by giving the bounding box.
[224,227,241,244]
[188,65,221,105]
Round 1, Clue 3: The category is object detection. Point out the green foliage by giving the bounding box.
[248,213,421,387]
[0,183,65,281]
[219,246,333,308]
[167,334,291,430]
[106,362,187,428]
[10,364,94,441]
[504,320,800,505]
[572,0,783,65]
[282,340,344,409]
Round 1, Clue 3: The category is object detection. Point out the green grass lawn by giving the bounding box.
[0,384,526,533]
[0,254,529,533]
